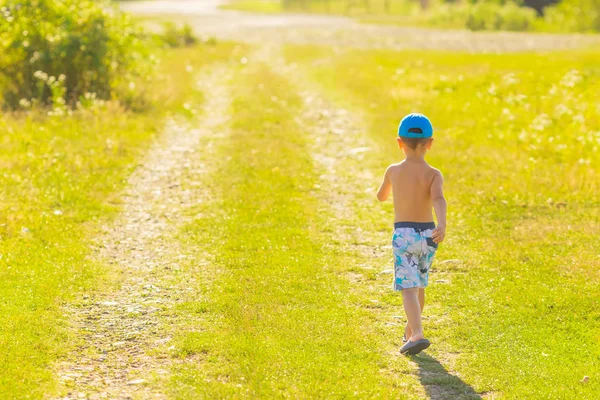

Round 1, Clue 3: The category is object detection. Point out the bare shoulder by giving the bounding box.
[386,162,404,174]
[427,165,443,179]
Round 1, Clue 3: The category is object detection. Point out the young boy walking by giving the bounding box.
[376,113,447,356]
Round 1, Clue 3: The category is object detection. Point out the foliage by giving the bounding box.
[543,0,600,31]
[0,0,155,110]
[428,2,537,31]
[466,2,537,30]
[159,22,198,48]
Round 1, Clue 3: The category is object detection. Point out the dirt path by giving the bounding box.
[121,0,600,52]
[53,66,232,400]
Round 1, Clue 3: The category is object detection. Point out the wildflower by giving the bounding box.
[19,98,31,108]
[34,70,47,80]
[530,113,551,131]
[502,73,519,86]
[555,104,571,117]
[29,51,40,64]
[502,108,514,121]
[34,71,49,81]
[560,69,582,88]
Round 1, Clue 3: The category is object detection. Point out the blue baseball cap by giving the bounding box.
[398,113,433,138]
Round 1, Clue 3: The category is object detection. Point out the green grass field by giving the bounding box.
[278,45,600,398]
[0,43,239,397]
[2,28,600,399]
[161,47,600,398]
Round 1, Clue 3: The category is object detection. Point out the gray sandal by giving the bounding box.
[400,338,430,355]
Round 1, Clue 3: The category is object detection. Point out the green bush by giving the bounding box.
[500,2,537,30]
[466,2,537,31]
[0,0,155,110]
[429,1,537,31]
[543,0,600,31]
[428,4,472,28]
[159,22,198,48]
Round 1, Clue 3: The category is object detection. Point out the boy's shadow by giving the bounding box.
[411,353,483,399]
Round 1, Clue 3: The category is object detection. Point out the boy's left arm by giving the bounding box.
[376,166,392,202]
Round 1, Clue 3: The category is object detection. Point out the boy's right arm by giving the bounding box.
[430,170,447,244]
[376,166,392,202]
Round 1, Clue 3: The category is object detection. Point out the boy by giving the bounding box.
[376,113,447,356]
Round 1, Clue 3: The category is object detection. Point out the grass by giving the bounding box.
[168,58,423,398]
[0,42,239,398]
[163,44,600,398]
[280,45,600,398]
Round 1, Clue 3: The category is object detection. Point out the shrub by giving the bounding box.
[543,0,600,31]
[428,4,472,28]
[429,2,536,31]
[159,22,198,48]
[0,0,155,110]
[498,2,538,30]
[465,2,537,31]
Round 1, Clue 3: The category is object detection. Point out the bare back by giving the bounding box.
[388,160,438,223]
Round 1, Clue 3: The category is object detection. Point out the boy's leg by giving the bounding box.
[404,288,425,339]
[402,287,424,342]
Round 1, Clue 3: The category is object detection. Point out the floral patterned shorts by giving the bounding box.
[392,222,438,291]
